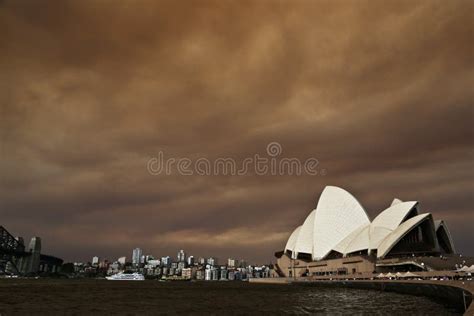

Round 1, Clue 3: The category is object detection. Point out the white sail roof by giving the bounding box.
[434,220,456,253]
[369,201,418,251]
[292,186,370,260]
[377,213,432,258]
[294,209,316,256]
[371,201,418,230]
[333,201,419,255]
[283,186,454,262]
[333,223,370,255]
[390,198,403,206]
[284,226,301,258]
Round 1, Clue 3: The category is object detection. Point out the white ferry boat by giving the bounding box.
[106,272,145,281]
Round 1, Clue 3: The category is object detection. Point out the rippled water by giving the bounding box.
[0,279,461,315]
[288,287,460,315]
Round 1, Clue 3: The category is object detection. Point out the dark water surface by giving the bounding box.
[0,279,461,315]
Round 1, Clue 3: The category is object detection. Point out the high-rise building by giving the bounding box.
[207,257,217,266]
[227,258,237,268]
[204,268,212,281]
[132,248,142,266]
[177,261,186,271]
[211,268,219,280]
[23,237,41,274]
[15,237,26,273]
[161,256,171,267]
[182,268,192,279]
[187,255,194,266]
[220,268,227,280]
[196,269,205,280]
[198,257,206,265]
[177,249,186,262]
[92,256,99,266]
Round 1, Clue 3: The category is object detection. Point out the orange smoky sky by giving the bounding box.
[0,0,473,263]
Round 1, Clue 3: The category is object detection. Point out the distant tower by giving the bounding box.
[227,258,237,268]
[177,249,186,262]
[14,237,25,273]
[24,237,41,274]
[92,256,100,266]
[207,257,216,266]
[187,255,194,266]
[132,248,142,266]
[161,256,171,267]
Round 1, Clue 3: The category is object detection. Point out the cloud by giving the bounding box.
[0,0,472,263]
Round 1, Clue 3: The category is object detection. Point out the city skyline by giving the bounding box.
[67,246,267,281]
[1,0,473,264]
[86,248,246,267]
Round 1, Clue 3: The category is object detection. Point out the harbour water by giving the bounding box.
[0,279,461,315]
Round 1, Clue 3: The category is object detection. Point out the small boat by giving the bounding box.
[106,272,145,281]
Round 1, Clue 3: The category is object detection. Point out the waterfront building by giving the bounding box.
[22,237,41,274]
[220,268,227,280]
[204,268,212,280]
[177,261,186,272]
[154,267,162,276]
[182,268,192,279]
[132,248,142,266]
[92,256,99,266]
[234,271,243,280]
[108,262,120,275]
[196,269,205,280]
[276,186,458,277]
[211,267,219,280]
[177,249,186,262]
[187,255,194,266]
[207,257,217,266]
[161,256,171,267]
[227,258,237,268]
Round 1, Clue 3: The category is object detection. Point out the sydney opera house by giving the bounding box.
[275,186,457,277]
